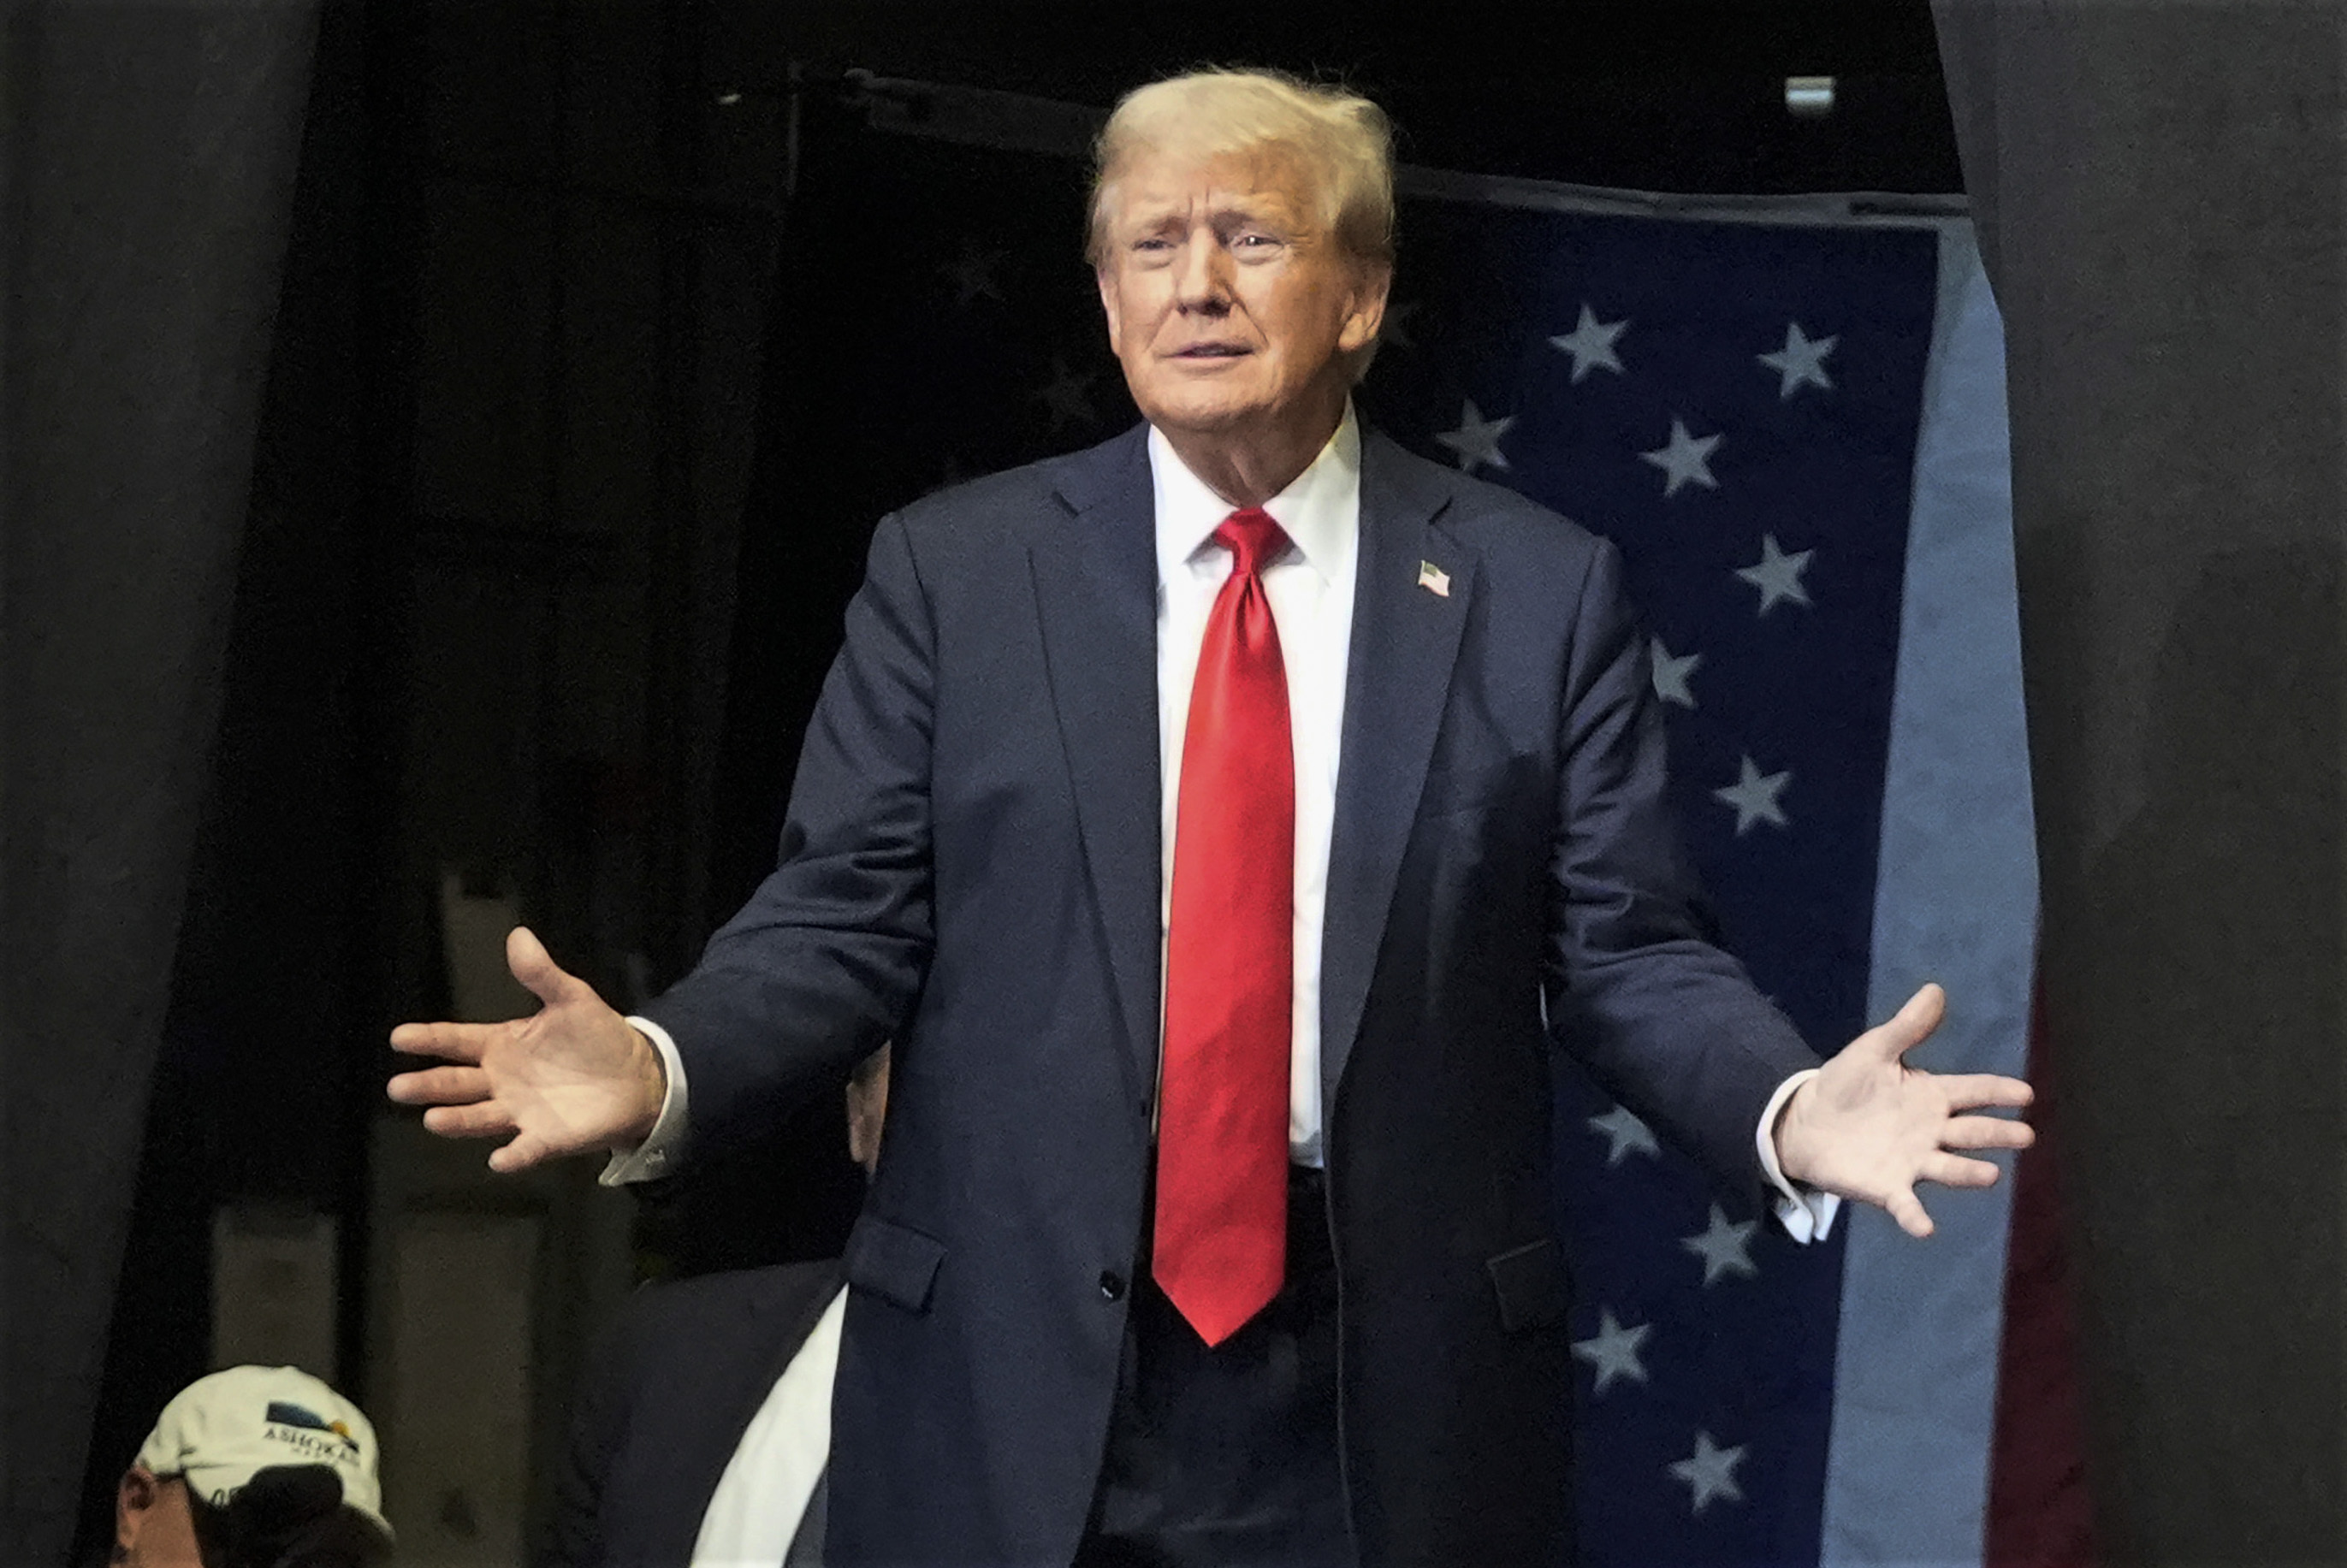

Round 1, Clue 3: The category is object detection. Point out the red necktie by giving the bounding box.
[1153,507,1295,1347]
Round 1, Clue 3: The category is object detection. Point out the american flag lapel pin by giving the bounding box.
[1417,559,1451,597]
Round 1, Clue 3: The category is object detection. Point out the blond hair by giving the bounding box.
[1085,68,1396,272]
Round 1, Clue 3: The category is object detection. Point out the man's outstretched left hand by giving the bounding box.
[1774,983,2035,1239]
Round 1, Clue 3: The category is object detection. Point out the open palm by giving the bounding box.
[386,926,664,1172]
[1775,983,2035,1238]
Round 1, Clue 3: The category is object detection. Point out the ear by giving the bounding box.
[1095,264,1125,358]
[116,1466,159,1550]
[1337,260,1394,355]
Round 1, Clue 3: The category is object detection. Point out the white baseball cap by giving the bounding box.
[134,1365,394,1550]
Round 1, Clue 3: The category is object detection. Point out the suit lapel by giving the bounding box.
[1028,429,1164,1100]
[1320,432,1473,1102]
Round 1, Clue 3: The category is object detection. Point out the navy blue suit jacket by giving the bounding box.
[640,424,1817,1565]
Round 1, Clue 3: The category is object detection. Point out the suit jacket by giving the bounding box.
[543,1260,843,1568]
[640,424,1818,1565]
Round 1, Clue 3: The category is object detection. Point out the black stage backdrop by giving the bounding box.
[666,86,1141,1277]
[1934,4,2343,1561]
[708,84,1134,914]
[2,0,320,1556]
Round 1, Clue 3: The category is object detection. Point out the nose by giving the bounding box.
[1173,234,1232,314]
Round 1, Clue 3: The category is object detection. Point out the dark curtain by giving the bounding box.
[1933,4,2342,1562]
[2,3,319,1556]
[654,84,1134,1279]
[63,3,387,1554]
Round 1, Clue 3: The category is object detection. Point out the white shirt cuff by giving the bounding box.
[599,1015,689,1186]
[1757,1067,1840,1244]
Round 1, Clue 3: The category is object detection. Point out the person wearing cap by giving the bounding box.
[110,1365,394,1568]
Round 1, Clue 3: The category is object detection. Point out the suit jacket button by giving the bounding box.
[1098,1269,1126,1302]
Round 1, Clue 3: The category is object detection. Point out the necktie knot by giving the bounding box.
[1213,507,1289,580]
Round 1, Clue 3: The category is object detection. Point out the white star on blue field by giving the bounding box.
[1669,1430,1750,1514]
[1574,1308,1655,1395]
[1736,533,1815,615]
[1650,640,1701,708]
[1639,416,1722,497]
[1551,302,1630,382]
[1589,1103,1662,1165]
[1436,399,1515,472]
[1758,321,1837,398]
[1680,1204,1761,1287]
[1712,755,1793,836]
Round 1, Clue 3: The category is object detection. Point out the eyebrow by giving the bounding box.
[1121,196,1300,235]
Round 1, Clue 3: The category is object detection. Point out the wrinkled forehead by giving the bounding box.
[1097,139,1330,235]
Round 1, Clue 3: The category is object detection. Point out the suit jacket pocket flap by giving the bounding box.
[845,1215,946,1314]
[1485,1237,1568,1333]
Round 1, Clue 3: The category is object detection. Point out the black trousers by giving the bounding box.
[1074,1166,1354,1568]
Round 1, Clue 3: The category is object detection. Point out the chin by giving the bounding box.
[1135,390,1271,437]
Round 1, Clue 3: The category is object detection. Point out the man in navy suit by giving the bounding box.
[394,68,2033,1566]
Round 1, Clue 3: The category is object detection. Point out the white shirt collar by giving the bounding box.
[1147,405,1361,584]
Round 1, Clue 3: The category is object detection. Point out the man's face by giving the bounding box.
[116,1466,388,1568]
[1094,145,1388,447]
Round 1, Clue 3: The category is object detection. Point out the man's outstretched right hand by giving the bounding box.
[387,926,665,1173]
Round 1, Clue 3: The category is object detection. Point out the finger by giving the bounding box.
[1922,1151,2003,1189]
[388,1021,491,1064]
[1935,1073,2034,1112]
[386,1064,493,1107]
[488,1131,553,1175]
[420,1102,519,1139]
[506,926,570,1010]
[1941,1115,2036,1151]
[1864,983,1946,1062]
[1882,1184,1935,1239]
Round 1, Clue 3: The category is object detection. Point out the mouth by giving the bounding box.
[1169,343,1251,361]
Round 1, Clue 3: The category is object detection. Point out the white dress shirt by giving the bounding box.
[1150,413,1358,1166]
[689,1286,845,1567]
[609,410,1832,1234]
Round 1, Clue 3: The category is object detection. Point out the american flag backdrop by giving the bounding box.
[1358,181,2041,1567]
[738,92,2067,1568]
